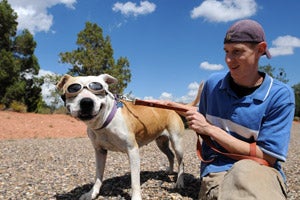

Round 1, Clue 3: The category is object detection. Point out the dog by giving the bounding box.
[56,74,193,200]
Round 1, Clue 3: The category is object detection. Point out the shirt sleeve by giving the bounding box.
[257,85,295,162]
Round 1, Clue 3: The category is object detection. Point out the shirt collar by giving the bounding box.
[220,71,273,102]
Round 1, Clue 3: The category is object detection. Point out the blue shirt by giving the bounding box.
[199,72,295,180]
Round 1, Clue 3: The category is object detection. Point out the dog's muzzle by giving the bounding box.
[78,97,96,120]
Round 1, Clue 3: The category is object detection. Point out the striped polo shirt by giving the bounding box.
[199,72,295,180]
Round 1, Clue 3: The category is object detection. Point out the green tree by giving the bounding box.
[0,0,18,102]
[14,29,43,112]
[0,0,17,50]
[0,50,19,101]
[292,83,300,117]
[59,22,131,94]
[0,0,42,112]
[259,64,289,83]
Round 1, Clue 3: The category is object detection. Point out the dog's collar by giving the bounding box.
[99,101,118,129]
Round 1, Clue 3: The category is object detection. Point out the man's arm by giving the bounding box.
[185,109,277,166]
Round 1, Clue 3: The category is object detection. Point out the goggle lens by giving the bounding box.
[66,82,104,96]
[89,82,103,91]
[67,83,82,93]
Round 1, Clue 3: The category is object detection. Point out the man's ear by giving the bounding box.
[56,74,72,91]
[258,42,267,56]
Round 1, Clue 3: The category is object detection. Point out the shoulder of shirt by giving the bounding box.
[269,75,294,94]
[264,74,295,103]
[206,72,228,83]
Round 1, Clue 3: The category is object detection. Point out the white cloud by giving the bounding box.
[144,96,154,100]
[187,82,200,96]
[8,0,77,34]
[112,1,156,17]
[176,82,200,103]
[38,69,63,107]
[153,82,201,104]
[38,69,55,77]
[190,0,257,22]
[200,61,224,70]
[160,92,173,101]
[269,35,300,57]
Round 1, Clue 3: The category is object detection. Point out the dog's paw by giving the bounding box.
[176,182,185,189]
[131,193,142,200]
[79,191,97,200]
[79,192,91,200]
[165,166,174,174]
[175,175,184,189]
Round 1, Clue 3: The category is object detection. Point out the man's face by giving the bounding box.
[223,42,263,83]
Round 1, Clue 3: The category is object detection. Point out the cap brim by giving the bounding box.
[265,48,271,59]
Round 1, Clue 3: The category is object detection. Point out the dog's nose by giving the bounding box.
[80,98,94,112]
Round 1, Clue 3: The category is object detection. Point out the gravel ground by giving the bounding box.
[0,123,299,200]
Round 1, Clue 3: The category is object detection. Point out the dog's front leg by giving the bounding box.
[80,148,107,200]
[128,146,142,200]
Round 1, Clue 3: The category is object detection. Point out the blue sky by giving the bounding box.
[8,0,300,103]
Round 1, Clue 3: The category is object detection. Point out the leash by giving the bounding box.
[197,135,269,166]
[133,99,188,112]
[131,99,270,166]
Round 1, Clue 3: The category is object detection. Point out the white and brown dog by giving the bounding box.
[57,74,188,200]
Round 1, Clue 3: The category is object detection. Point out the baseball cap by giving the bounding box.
[224,19,271,59]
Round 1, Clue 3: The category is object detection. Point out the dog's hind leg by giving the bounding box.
[169,131,185,189]
[155,133,175,174]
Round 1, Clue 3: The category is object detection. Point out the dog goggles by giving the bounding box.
[65,82,105,97]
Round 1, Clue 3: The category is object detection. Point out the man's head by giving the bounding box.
[223,19,270,86]
[224,19,271,59]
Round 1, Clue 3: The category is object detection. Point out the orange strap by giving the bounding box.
[196,134,270,166]
[249,142,257,157]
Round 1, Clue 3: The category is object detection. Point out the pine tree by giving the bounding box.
[0,0,42,112]
[59,22,131,94]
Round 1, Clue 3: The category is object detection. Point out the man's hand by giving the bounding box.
[185,110,211,135]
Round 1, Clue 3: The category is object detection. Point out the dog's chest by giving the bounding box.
[88,128,130,153]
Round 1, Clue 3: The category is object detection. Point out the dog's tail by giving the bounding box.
[187,81,204,107]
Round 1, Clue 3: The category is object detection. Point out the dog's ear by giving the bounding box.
[56,74,72,91]
[101,74,118,85]
[61,94,66,104]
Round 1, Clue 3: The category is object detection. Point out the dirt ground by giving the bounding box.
[0,111,299,199]
[0,110,299,140]
[0,111,87,140]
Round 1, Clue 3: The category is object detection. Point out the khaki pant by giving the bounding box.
[199,159,287,200]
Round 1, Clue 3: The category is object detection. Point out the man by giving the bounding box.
[148,19,295,199]
[187,19,295,200]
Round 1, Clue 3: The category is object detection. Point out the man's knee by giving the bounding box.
[226,159,265,181]
[220,159,287,200]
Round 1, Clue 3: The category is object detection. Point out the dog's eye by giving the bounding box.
[67,83,82,93]
[89,82,103,91]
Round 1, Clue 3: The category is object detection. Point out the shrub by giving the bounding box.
[0,104,6,110]
[37,107,52,114]
[53,106,68,114]
[10,101,27,113]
